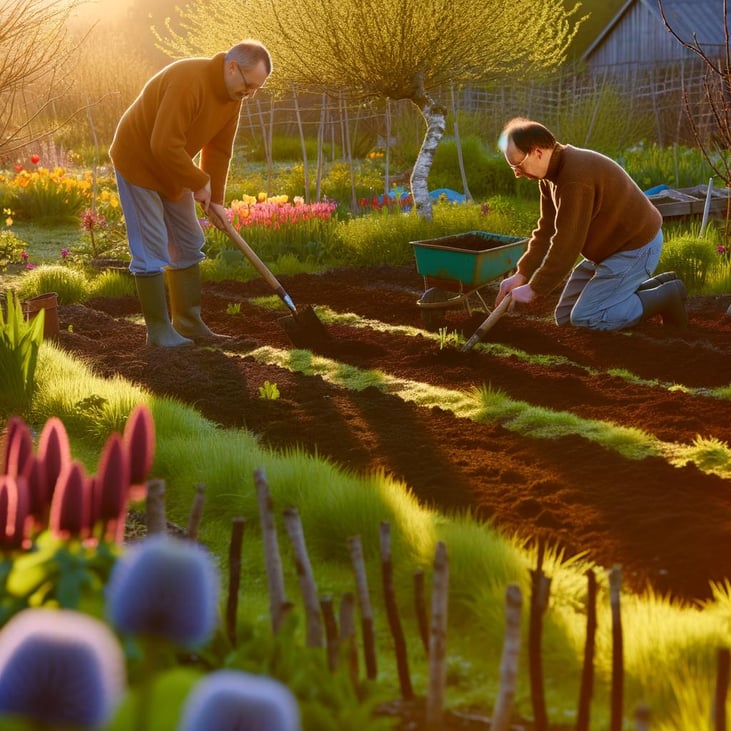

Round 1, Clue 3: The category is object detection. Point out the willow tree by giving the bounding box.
[156,0,583,219]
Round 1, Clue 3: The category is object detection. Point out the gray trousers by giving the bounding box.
[115,171,206,275]
[554,230,663,330]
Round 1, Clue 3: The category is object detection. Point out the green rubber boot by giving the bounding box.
[637,278,688,329]
[135,274,194,347]
[636,271,677,291]
[166,263,226,342]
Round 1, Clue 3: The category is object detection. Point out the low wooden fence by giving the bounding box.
[146,469,730,731]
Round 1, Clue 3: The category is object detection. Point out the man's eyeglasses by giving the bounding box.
[236,65,261,98]
[507,148,531,170]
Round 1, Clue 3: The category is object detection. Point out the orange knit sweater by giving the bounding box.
[518,144,663,296]
[110,53,241,204]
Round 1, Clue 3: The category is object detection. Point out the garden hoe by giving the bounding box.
[221,219,330,349]
[461,293,512,351]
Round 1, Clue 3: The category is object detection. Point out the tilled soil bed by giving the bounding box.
[55,265,731,605]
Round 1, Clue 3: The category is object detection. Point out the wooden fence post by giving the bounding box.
[529,542,551,731]
[320,595,339,671]
[491,584,523,731]
[283,506,323,647]
[380,521,413,700]
[145,478,167,535]
[426,541,448,731]
[186,483,205,540]
[577,569,598,731]
[609,566,624,731]
[339,592,359,689]
[348,535,378,680]
[414,570,430,654]
[715,647,730,731]
[254,468,290,634]
[226,517,246,647]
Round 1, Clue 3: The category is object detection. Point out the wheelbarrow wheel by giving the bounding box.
[418,287,450,331]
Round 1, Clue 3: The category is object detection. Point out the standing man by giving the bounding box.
[110,40,272,346]
[496,117,686,331]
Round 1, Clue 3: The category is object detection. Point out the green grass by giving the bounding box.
[15,340,731,728]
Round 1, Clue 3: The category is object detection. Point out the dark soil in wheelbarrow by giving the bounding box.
[55,265,731,609]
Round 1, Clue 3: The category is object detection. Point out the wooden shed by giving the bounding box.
[582,0,727,70]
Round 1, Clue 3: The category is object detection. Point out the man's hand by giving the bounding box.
[193,182,212,212]
[496,272,528,306]
[206,202,229,231]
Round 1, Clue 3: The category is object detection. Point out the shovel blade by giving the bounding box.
[278,305,330,349]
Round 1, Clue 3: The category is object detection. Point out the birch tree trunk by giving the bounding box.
[410,73,447,222]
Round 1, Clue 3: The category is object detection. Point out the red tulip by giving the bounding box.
[30,154,40,165]
[22,454,49,526]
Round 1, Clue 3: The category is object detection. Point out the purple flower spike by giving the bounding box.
[0,608,125,728]
[0,475,29,551]
[122,404,155,492]
[105,534,220,648]
[49,461,92,539]
[2,416,33,478]
[37,416,72,501]
[178,670,301,731]
[94,432,130,541]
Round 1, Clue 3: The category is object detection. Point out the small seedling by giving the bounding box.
[437,327,460,350]
[226,302,242,315]
[258,380,280,400]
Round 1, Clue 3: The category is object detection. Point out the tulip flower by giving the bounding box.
[0,475,29,551]
[93,432,130,542]
[0,608,125,728]
[178,670,301,731]
[2,416,33,478]
[49,461,92,539]
[36,416,72,502]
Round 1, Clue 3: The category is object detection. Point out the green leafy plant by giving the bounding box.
[226,302,241,315]
[0,290,44,418]
[258,380,280,400]
[0,229,26,271]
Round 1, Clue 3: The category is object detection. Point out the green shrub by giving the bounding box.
[658,235,722,290]
[89,270,135,298]
[0,229,27,270]
[17,265,90,304]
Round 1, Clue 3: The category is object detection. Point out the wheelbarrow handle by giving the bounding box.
[461,294,512,351]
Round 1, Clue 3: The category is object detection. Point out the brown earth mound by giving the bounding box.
[55,265,731,604]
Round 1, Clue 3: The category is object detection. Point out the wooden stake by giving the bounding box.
[715,647,730,731]
[609,566,624,731]
[320,595,339,671]
[145,478,167,535]
[414,570,430,654]
[529,541,550,731]
[380,522,413,700]
[492,584,523,731]
[186,483,205,540]
[577,569,597,731]
[426,541,448,731]
[347,535,378,679]
[226,517,245,647]
[339,592,359,690]
[283,506,323,647]
[254,468,289,634]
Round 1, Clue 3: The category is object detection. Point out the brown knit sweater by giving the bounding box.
[517,144,663,296]
[110,53,241,204]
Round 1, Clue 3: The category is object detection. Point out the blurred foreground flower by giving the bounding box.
[0,608,125,728]
[179,670,301,731]
[105,533,220,648]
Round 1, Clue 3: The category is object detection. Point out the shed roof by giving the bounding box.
[582,0,728,61]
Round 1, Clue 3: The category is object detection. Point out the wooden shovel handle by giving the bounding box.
[221,219,284,293]
[462,294,512,351]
